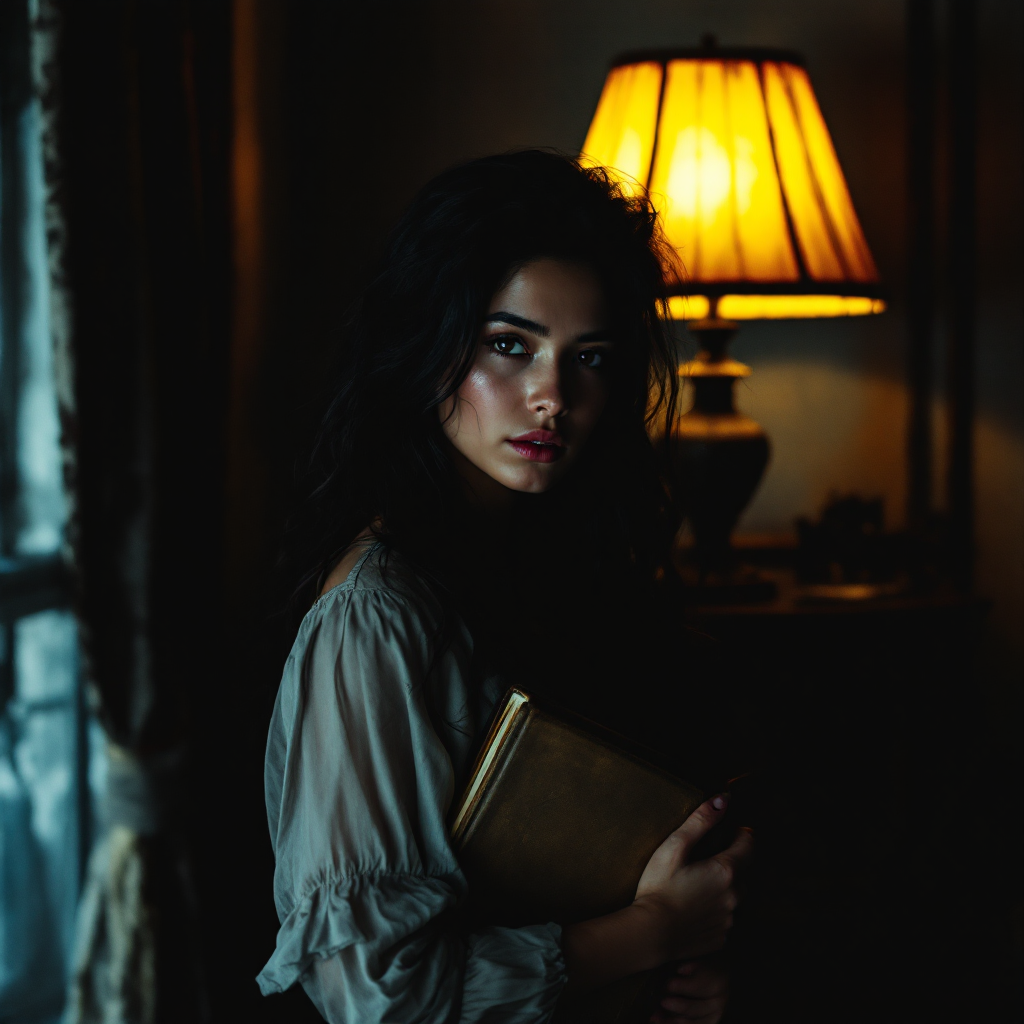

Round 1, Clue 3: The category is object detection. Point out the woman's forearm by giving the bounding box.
[560,901,668,993]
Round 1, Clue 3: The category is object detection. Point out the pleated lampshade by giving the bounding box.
[581,47,885,320]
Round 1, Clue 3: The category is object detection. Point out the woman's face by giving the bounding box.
[440,259,614,501]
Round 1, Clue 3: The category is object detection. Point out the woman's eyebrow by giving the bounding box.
[577,329,615,344]
[484,312,549,336]
[484,314,613,344]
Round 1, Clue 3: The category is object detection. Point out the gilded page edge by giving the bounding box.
[451,689,530,845]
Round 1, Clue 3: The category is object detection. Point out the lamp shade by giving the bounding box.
[581,47,885,319]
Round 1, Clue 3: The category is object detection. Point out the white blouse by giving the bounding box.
[257,543,567,1022]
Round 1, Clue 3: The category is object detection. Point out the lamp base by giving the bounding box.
[661,318,773,603]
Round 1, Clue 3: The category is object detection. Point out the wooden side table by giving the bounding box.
[678,559,1014,1023]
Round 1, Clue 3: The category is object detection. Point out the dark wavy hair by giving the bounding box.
[293,149,681,621]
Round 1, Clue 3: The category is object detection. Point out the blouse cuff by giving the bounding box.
[257,871,461,995]
[461,922,567,1022]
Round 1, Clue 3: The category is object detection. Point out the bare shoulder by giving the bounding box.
[319,527,378,597]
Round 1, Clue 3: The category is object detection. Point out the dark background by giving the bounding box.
[50,0,1022,1021]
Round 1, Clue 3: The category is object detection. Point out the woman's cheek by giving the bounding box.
[458,366,519,437]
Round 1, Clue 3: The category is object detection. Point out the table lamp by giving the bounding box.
[581,41,885,598]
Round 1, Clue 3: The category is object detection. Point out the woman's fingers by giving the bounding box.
[636,794,731,900]
[653,960,728,1022]
[665,794,731,864]
[716,825,754,872]
[666,959,728,997]
[636,799,752,961]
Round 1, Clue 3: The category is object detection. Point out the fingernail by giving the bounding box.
[712,794,728,810]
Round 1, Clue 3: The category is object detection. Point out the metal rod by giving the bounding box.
[906,0,936,534]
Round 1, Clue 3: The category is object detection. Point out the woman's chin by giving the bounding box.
[497,464,569,494]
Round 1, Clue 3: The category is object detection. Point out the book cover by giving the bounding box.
[451,688,706,1023]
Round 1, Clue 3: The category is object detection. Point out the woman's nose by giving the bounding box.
[528,361,566,417]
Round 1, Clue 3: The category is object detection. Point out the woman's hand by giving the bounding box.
[633,795,753,962]
[651,960,729,1024]
[561,795,751,992]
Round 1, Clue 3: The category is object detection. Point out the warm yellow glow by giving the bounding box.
[719,294,885,318]
[649,60,798,283]
[784,65,878,281]
[664,294,885,320]
[665,295,712,320]
[763,63,878,281]
[580,62,663,196]
[581,53,882,317]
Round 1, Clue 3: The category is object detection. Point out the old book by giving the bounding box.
[451,688,705,1024]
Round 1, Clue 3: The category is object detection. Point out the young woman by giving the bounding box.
[257,151,751,1023]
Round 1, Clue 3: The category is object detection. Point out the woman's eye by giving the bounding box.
[578,348,606,368]
[490,335,529,357]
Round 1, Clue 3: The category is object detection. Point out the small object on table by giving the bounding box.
[794,493,910,602]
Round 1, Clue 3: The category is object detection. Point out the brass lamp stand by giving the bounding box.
[664,318,776,603]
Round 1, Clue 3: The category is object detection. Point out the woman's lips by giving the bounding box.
[507,431,566,464]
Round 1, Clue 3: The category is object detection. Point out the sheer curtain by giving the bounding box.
[2,1,233,1020]
[0,1,104,1020]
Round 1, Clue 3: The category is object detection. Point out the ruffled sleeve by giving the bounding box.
[257,560,566,1023]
